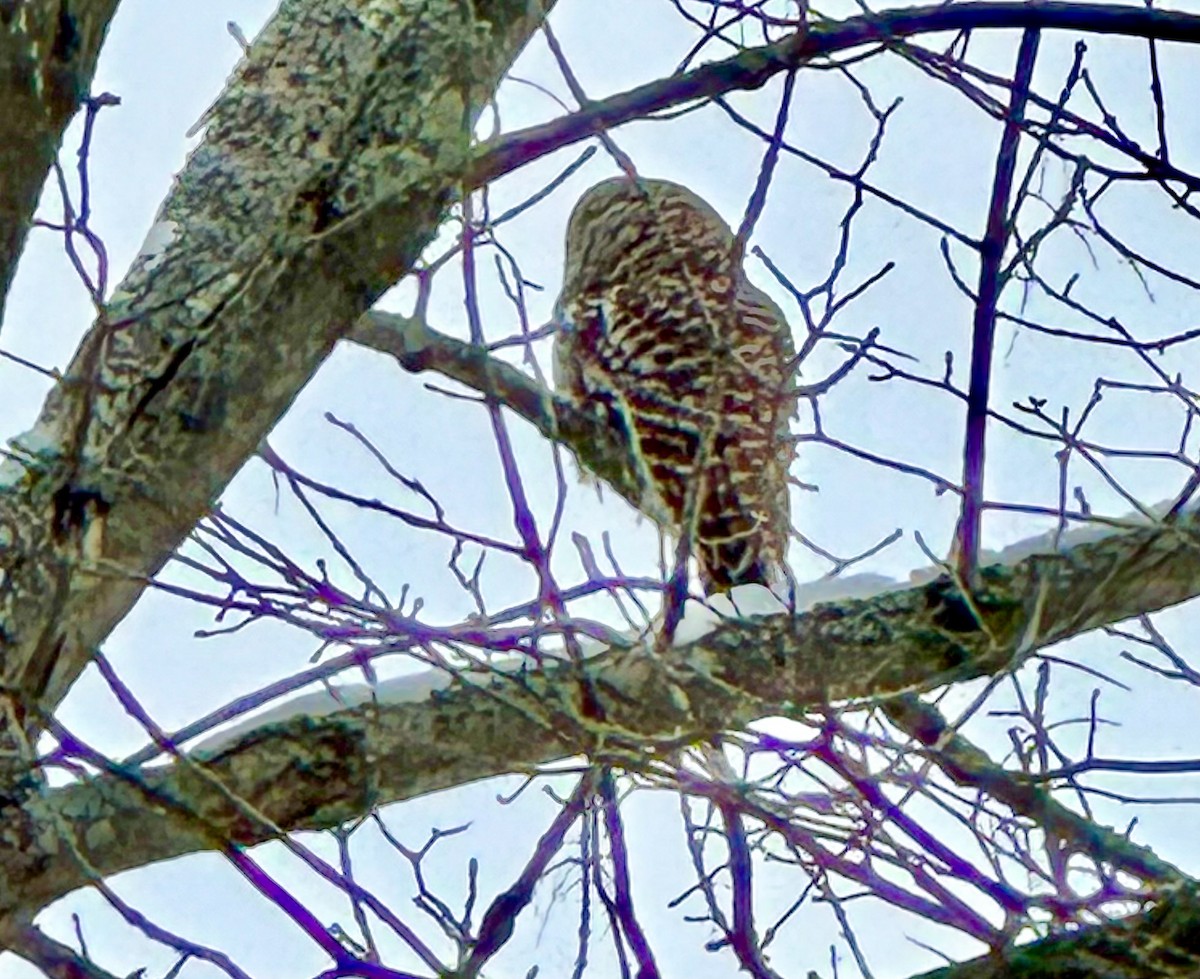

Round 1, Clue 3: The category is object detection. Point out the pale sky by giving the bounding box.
[4,1,1200,976]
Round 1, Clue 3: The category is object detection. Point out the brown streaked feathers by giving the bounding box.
[553,177,797,594]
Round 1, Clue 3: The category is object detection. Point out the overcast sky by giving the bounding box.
[4,1,1200,976]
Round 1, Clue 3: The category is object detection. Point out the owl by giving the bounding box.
[553,176,797,595]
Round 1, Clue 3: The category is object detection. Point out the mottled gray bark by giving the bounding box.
[912,882,1200,978]
[6,507,1200,920]
[0,0,119,318]
[0,0,553,939]
[4,2,1200,973]
[0,0,552,730]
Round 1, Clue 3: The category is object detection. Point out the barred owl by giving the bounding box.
[553,176,797,595]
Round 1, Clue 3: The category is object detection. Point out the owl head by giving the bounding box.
[560,176,735,296]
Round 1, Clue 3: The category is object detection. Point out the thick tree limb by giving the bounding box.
[911,882,1200,978]
[6,509,1200,919]
[0,0,119,318]
[0,917,124,979]
[0,0,556,735]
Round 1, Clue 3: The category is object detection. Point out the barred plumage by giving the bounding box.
[553,177,797,594]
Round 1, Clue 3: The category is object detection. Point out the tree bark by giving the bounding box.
[0,0,555,734]
[0,0,120,316]
[4,507,1199,921]
[4,0,1200,971]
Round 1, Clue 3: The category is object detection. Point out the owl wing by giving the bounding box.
[693,277,798,591]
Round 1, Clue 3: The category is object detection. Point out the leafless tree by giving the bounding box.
[3,1,1200,977]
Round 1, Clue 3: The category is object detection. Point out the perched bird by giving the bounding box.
[553,176,798,595]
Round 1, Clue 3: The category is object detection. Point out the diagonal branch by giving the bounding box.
[350,311,644,511]
[883,694,1182,886]
[472,3,1200,188]
[7,506,1200,922]
[0,918,125,979]
[0,0,558,737]
[0,1,119,322]
[909,882,1200,978]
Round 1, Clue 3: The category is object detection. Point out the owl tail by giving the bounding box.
[698,540,794,606]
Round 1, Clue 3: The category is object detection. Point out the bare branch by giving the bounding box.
[0,0,558,740]
[0,1,119,319]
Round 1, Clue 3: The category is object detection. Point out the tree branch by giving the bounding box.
[910,881,1200,978]
[883,694,1182,886]
[472,2,1200,188]
[0,0,119,320]
[0,0,557,738]
[350,311,646,512]
[6,508,1200,921]
[958,29,1039,582]
[0,919,125,979]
